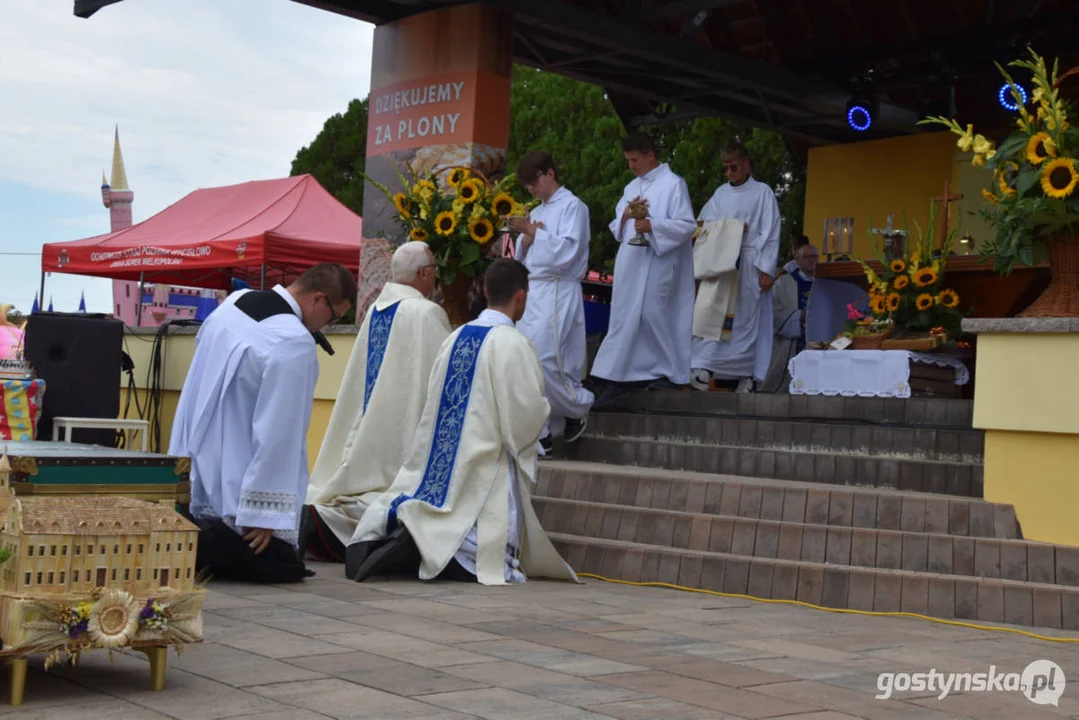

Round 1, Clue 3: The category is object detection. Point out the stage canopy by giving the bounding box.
[40,174,363,290]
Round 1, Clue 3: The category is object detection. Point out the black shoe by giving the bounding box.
[563,417,587,443]
[648,377,681,390]
[539,434,554,454]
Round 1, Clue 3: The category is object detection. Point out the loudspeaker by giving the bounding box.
[24,312,124,448]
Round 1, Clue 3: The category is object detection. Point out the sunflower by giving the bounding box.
[913,267,938,287]
[981,188,1000,204]
[491,193,515,217]
[869,294,886,315]
[88,590,139,649]
[458,178,484,203]
[937,289,959,308]
[886,293,901,313]
[998,161,1019,197]
[468,218,495,244]
[410,227,428,242]
[893,275,910,290]
[1025,132,1057,166]
[434,211,457,236]
[393,193,410,214]
[1040,157,1078,199]
[915,293,934,311]
[889,259,906,273]
[447,168,470,187]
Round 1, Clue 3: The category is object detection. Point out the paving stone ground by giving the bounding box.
[2,561,1078,719]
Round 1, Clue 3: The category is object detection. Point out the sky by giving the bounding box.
[0,0,374,314]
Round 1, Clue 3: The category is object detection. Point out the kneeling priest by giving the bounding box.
[346,259,579,585]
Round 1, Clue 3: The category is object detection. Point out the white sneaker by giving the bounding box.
[736,377,755,393]
[690,368,712,391]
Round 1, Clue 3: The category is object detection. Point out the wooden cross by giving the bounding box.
[933,179,964,248]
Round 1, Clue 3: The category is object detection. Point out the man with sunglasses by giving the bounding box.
[690,142,782,393]
[170,262,356,583]
[301,241,451,563]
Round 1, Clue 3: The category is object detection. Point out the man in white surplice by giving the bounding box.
[508,150,594,453]
[300,242,451,562]
[169,263,356,583]
[761,243,817,393]
[590,131,697,406]
[690,142,782,393]
[346,259,579,585]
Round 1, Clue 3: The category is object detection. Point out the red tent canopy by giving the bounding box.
[41,174,362,289]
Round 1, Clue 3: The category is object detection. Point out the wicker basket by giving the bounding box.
[850,321,894,350]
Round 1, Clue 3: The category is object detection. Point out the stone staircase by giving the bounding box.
[536,391,1079,631]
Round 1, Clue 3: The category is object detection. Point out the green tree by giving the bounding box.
[290,98,369,214]
[291,68,805,273]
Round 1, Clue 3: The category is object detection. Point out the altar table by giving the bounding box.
[789,350,969,398]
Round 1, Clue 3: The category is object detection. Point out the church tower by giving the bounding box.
[103,126,139,325]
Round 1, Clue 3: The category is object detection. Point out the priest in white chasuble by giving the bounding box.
[346,259,579,586]
[589,131,698,406]
[690,142,782,393]
[761,243,817,393]
[300,241,451,563]
[508,150,594,453]
[169,263,357,584]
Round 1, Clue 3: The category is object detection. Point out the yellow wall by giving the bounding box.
[984,431,1079,546]
[121,331,358,473]
[804,131,962,258]
[971,330,1079,546]
[971,333,1079,435]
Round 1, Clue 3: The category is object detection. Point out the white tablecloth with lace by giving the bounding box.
[788,350,970,398]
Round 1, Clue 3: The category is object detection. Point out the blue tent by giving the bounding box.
[30,294,38,314]
[47,297,53,312]
[78,292,87,313]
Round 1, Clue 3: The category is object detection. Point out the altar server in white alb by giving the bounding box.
[590,131,697,405]
[508,150,594,453]
[169,263,356,583]
[761,243,817,393]
[300,242,451,562]
[346,259,579,586]
[691,142,782,393]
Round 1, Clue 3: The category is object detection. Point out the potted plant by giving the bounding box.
[844,200,965,348]
[367,163,537,326]
[919,47,1079,317]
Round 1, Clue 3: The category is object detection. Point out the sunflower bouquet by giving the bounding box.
[919,47,1079,275]
[368,163,537,286]
[849,201,965,341]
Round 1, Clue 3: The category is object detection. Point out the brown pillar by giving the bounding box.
[358,3,513,316]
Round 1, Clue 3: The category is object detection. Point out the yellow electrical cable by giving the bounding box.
[576,572,1079,644]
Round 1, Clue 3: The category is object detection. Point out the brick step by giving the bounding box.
[549,533,1079,630]
[598,389,974,428]
[536,461,1018,539]
[535,496,1077,586]
[585,412,984,463]
[562,436,984,497]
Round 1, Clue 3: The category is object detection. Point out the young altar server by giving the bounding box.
[169,263,356,583]
[690,142,782,393]
[589,131,697,405]
[300,241,451,562]
[508,150,594,452]
[761,243,817,393]
[346,259,579,586]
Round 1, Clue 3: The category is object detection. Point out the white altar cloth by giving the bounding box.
[788,350,970,398]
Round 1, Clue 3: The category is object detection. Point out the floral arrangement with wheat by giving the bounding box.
[367,163,538,286]
[842,201,964,345]
[919,47,1079,316]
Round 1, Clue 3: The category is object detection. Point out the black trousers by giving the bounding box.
[345,525,476,583]
[297,505,347,563]
[191,516,313,584]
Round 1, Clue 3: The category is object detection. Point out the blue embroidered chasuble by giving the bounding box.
[791,268,814,310]
[387,324,493,530]
[363,301,402,413]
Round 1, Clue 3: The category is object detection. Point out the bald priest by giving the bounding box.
[300,241,452,562]
[346,259,580,585]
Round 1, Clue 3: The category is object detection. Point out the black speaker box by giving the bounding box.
[24,312,125,448]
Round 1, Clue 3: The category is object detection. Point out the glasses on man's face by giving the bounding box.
[724,163,742,171]
[322,296,342,325]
